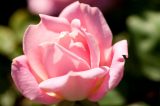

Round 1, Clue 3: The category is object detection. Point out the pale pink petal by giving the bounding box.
[104,47,113,66]
[11,55,61,104]
[70,19,100,68]
[60,1,112,66]
[39,14,70,32]
[23,15,70,80]
[83,31,100,68]
[88,40,128,101]
[58,30,90,64]
[39,67,108,101]
[88,66,110,101]
[88,76,109,101]
[39,42,90,78]
[109,40,128,90]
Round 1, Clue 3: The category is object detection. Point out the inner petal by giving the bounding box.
[39,42,90,78]
[58,30,90,65]
[69,19,100,68]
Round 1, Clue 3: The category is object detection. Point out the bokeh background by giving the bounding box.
[0,0,160,106]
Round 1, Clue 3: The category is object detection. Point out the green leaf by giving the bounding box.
[57,101,75,106]
[99,90,125,106]
[127,102,149,106]
[0,89,17,106]
[127,11,160,81]
[0,26,16,56]
[142,65,160,81]
[80,100,99,106]
[57,100,99,106]
[113,32,129,44]
[20,98,44,106]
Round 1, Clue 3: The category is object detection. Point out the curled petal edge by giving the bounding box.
[11,55,61,104]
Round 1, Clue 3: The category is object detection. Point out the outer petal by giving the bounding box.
[88,40,128,101]
[60,1,112,65]
[39,67,108,101]
[88,67,110,101]
[23,15,70,80]
[109,40,128,90]
[11,55,61,104]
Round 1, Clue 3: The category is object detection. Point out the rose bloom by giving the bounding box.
[28,0,120,15]
[11,1,128,104]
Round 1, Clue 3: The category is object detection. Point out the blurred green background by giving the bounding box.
[0,0,160,106]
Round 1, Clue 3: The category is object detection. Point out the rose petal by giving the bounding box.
[83,31,100,68]
[60,1,112,66]
[58,30,90,64]
[70,19,100,68]
[39,14,70,32]
[11,55,61,104]
[39,67,108,101]
[23,15,70,80]
[69,19,100,68]
[39,42,90,78]
[109,40,128,90]
[88,66,110,101]
[88,40,128,101]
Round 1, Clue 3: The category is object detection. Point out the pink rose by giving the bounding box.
[12,2,128,104]
[28,0,120,15]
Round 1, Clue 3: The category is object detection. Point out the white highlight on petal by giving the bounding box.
[71,19,81,28]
